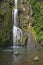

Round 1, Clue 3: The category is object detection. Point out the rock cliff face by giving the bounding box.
[16,0,31,46]
[0,0,31,46]
[18,0,31,31]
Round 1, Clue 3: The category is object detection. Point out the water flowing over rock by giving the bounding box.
[13,26,23,45]
[13,0,23,46]
[13,9,18,26]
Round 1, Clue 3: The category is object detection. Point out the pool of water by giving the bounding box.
[0,46,43,65]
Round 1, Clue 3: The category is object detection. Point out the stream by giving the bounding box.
[0,46,43,65]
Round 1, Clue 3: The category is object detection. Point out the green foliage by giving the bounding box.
[0,1,13,47]
[22,24,28,31]
[29,0,43,45]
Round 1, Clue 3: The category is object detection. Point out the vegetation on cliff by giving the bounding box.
[0,0,14,46]
[29,0,43,46]
[0,0,43,46]
[18,0,43,46]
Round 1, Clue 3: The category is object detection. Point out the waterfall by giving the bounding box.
[14,9,18,26]
[13,0,23,46]
[15,0,17,9]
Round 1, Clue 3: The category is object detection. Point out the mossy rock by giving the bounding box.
[17,34,28,46]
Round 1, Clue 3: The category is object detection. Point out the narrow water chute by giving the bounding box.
[13,0,23,46]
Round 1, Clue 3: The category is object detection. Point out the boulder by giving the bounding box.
[14,51,21,56]
[33,56,39,61]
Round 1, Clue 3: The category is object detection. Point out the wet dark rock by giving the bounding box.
[33,56,39,61]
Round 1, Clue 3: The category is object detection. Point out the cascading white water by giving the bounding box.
[14,9,18,26]
[13,0,23,46]
[15,0,17,9]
